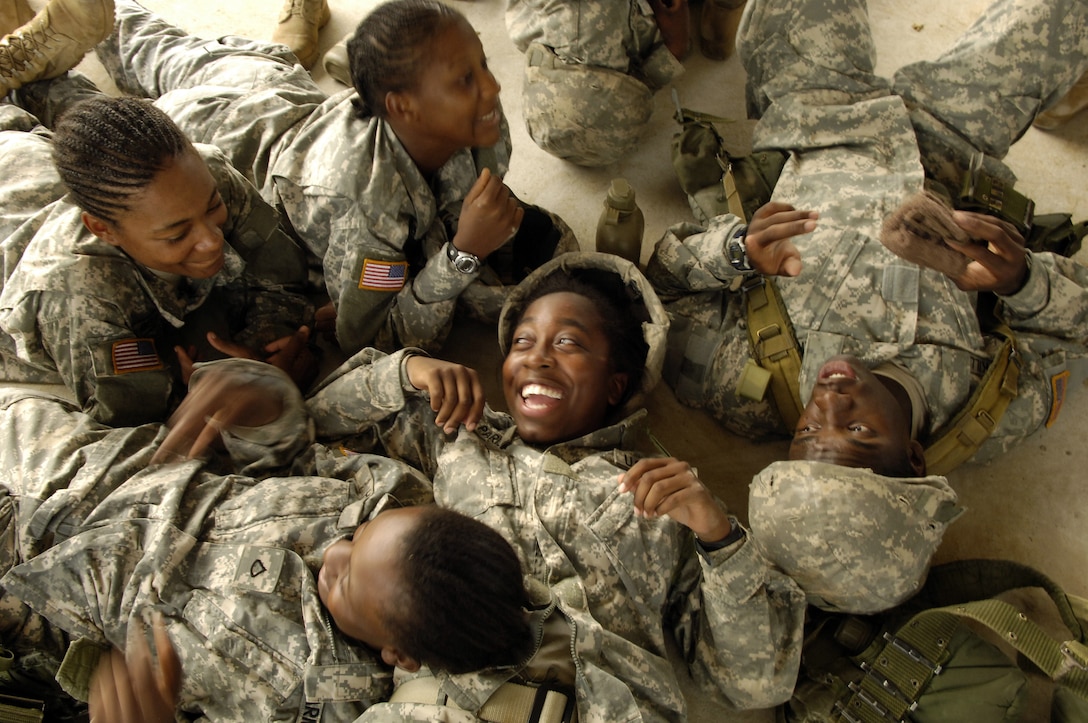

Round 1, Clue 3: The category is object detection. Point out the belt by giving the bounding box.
[390,676,577,723]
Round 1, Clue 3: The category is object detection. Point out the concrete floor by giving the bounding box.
[28,0,1088,719]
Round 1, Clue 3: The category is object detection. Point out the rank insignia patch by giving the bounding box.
[1046,369,1069,427]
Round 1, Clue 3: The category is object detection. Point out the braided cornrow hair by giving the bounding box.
[52,96,190,224]
[346,0,465,119]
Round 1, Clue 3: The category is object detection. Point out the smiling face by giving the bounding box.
[82,147,227,279]
[387,17,502,170]
[317,506,424,668]
[502,291,629,445]
[788,355,924,475]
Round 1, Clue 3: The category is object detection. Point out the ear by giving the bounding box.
[607,372,629,407]
[381,646,421,673]
[907,439,926,476]
[82,212,120,247]
[384,90,418,124]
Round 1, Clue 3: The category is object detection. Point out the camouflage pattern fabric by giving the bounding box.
[506,0,684,166]
[646,0,1088,464]
[94,0,577,355]
[748,460,963,614]
[307,254,810,719]
[0,361,436,722]
[0,102,313,427]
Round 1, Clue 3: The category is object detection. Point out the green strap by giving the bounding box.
[923,325,1020,475]
[839,560,1088,722]
[743,277,805,433]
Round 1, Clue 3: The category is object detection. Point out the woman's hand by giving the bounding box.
[151,363,285,464]
[451,168,524,260]
[944,211,1029,295]
[619,457,733,542]
[89,614,180,723]
[744,201,819,277]
[405,355,486,434]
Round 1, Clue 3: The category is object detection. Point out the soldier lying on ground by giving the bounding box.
[647,0,1088,475]
[0,359,533,721]
[0,91,316,426]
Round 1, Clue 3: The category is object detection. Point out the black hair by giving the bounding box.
[51,96,191,224]
[509,267,650,410]
[386,506,532,674]
[346,0,466,119]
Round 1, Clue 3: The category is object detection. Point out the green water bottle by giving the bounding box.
[595,178,645,264]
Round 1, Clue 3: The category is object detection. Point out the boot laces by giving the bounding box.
[0,25,58,73]
[283,0,322,22]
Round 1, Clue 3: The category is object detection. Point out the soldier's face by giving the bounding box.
[83,147,227,278]
[394,19,503,156]
[788,355,923,473]
[503,292,628,444]
[318,506,424,666]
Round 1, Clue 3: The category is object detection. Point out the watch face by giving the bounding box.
[453,252,480,273]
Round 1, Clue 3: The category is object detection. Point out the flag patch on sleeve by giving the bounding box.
[359,258,407,291]
[111,338,163,374]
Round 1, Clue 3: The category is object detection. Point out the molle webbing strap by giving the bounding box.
[923,325,1020,475]
[390,676,576,723]
[840,559,1088,723]
[743,277,804,433]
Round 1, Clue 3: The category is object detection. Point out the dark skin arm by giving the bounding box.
[89,614,180,723]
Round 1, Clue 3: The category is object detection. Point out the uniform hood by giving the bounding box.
[498,252,669,415]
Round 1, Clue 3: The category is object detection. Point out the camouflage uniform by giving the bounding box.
[306,254,811,719]
[646,0,1088,463]
[0,360,435,722]
[506,0,685,166]
[94,0,577,355]
[0,101,313,427]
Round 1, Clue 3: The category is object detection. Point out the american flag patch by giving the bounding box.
[359,258,407,291]
[111,339,163,374]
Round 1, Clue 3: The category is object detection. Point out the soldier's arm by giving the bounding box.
[38,292,176,426]
[669,527,807,709]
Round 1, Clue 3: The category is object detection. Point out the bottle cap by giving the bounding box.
[605,178,637,212]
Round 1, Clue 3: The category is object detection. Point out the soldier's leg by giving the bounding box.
[736,0,923,230]
[94,0,323,186]
[893,0,1088,189]
[0,106,67,251]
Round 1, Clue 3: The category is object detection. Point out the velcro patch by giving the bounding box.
[233,545,286,593]
[1046,370,1070,427]
[358,258,407,291]
[111,338,163,374]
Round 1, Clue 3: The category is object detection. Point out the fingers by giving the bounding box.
[430,365,485,434]
[619,457,697,517]
[745,203,818,277]
[175,346,196,386]
[205,331,259,361]
[264,326,310,355]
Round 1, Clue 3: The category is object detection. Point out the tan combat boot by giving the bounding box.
[0,0,37,36]
[0,0,115,96]
[1034,70,1088,131]
[272,0,331,71]
[699,0,746,61]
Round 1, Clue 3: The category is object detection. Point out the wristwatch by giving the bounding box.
[446,242,481,274]
[726,226,754,273]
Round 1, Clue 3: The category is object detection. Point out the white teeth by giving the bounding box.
[522,383,562,400]
[826,373,850,379]
[479,109,497,123]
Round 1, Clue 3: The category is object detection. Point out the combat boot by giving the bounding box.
[699,0,745,61]
[272,0,330,70]
[0,0,115,96]
[1034,71,1088,131]
[0,0,36,36]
